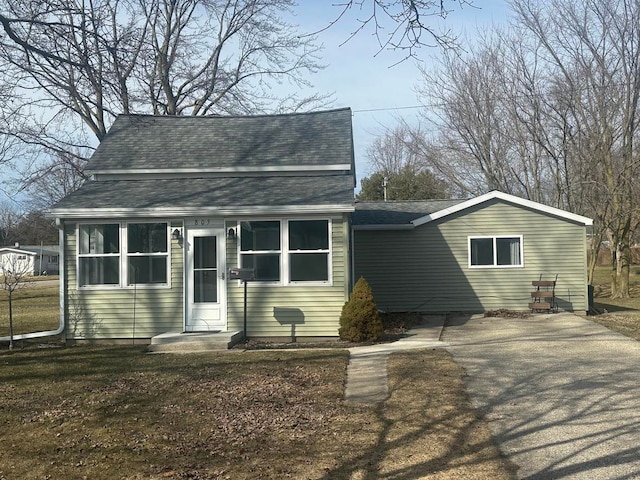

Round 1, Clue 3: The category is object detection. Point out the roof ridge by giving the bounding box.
[355,199,466,204]
[115,107,352,121]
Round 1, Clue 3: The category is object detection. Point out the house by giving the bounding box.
[18,245,60,275]
[0,244,59,276]
[352,191,593,314]
[47,108,593,344]
[0,247,36,276]
[48,108,355,342]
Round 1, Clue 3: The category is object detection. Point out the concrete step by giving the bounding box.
[148,331,243,352]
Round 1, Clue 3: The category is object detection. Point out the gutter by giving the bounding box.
[0,219,65,344]
[352,224,415,231]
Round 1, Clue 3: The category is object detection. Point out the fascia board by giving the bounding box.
[352,224,415,231]
[411,190,593,227]
[48,204,355,219]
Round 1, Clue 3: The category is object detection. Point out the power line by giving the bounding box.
[352,105,423,114]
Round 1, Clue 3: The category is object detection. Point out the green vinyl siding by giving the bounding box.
[354,200,589,313]
[225,215,349,337]
[63,221,184,339]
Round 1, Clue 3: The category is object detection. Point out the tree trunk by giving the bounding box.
[610,245,619,298]
[8,292,13,350]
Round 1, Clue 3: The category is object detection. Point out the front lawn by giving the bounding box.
[0,346,515,480]
[0,278,60,337]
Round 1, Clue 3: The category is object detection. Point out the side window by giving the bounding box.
[78,224,120,286]
[469,236,523,268]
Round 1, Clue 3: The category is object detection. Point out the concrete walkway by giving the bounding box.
[345,315,447,403]
[444,312,640,480]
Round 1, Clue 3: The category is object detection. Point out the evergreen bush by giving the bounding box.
[339,277,384,342]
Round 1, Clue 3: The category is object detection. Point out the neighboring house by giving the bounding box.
[0,245,59,276]
[0,247,36,276]
[352,191,593,314]
[18,245,60,275]
[48,109,355,341]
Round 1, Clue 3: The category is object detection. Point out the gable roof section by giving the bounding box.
[353,191,592,230]
[352,199,464,229]
[411,191,593,227]
[86,108,355,175]
[49,108,357,218]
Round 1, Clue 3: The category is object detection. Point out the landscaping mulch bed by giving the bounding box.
[235,311,430,350]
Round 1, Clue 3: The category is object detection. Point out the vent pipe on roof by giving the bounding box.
[14,242,19,249]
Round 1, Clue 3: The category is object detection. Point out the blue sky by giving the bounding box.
[289,0,510,186]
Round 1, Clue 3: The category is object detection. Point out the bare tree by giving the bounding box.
[0,201,21,246]
[414,36,526,197]
[0,251,34,349]
[410,0,640,293]
[366,124,425,174]
[359,125,449,200]
[0,0,329,203]
[22,151,88,210]
[327,0,475,58]
[512,0,640,298]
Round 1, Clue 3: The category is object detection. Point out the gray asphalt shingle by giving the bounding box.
[352,199,464,225]
[86,108,354,171]
[53,175,354,210]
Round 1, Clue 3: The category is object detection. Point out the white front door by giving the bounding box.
[186,228,226,331]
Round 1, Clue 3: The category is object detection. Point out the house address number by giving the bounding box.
[188,218,223,227]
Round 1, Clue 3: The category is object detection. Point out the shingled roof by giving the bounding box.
[52,176,354,215]
[353,192,593,228]
[86,108,354,173]
[50,108,356,217]
[352,200,465,227]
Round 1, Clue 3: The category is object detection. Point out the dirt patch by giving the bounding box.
[484,309,533,319]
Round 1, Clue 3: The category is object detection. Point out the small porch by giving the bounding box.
[148,331,243,353]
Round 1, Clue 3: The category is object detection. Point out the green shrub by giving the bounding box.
[339,277,384,342]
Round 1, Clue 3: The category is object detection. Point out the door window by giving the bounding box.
[193,236,217,302]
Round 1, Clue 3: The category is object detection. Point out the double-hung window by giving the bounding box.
[240,221,281,281]
[469,235,523,268]
[79,224,121,286]
[78,222,170,287]
[239,219,331,283]
[127,223,169,285]
[289,220,329,282]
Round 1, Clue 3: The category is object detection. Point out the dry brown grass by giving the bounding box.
[0,279,60,337]
[588,266,640,338]
[589,312,640,341]
[0,345,515,480]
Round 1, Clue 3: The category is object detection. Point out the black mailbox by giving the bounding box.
[229,268,255,281]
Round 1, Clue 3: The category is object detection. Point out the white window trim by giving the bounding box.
[237,218,333,286]
[76,221,172,290]
[468,235,524,269]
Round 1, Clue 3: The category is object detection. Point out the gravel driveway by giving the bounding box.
[444,312,640,480]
